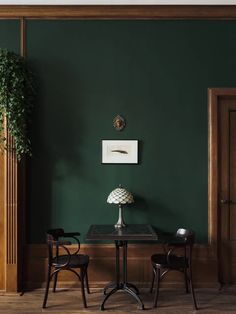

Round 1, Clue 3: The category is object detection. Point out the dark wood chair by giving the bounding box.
[150,228,198,310]
[42,228,90,308]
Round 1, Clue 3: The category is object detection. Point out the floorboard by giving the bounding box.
[0,286,235,314]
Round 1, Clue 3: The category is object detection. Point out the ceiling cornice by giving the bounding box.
[0,5,236,19]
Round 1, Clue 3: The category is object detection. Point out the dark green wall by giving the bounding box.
[21,20,236,243]
[0,20,19,54]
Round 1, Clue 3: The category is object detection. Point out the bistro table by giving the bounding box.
[86,224,158,310]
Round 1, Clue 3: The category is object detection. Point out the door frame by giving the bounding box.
[208,87,236,282]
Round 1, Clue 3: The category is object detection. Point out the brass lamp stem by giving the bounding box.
[115,204,126,228]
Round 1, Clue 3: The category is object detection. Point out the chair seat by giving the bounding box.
[151,253,188,269]
[52,254,89,268]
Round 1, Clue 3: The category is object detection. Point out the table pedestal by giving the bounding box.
[100,240,144,310]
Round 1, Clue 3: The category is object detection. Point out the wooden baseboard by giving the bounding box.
[23,243,218,290]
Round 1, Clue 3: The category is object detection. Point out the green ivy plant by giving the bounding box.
[0,49,35,160]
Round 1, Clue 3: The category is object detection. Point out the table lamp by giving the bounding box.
[107,185,134,228]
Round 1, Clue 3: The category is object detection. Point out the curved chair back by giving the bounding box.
[43,228,89,309]
[150,227,198,310]
[46,228,65,263]
[176,228,195,240]
[175,228,195,262]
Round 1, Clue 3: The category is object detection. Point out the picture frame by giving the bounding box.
[102,140,138,164]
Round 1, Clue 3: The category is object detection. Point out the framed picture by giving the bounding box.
[102,140,138,164]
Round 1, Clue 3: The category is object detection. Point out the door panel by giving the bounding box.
[219,98,236,284]
[230,205,236,240]
[229,112,236,241]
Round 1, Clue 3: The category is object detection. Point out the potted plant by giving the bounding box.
[0,49,35,160]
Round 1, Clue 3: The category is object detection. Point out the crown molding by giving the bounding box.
[1,0,236,4]
[0,5,236,18]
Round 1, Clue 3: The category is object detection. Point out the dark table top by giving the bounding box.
[86,224,158,241]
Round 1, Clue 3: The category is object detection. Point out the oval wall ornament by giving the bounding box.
[113,115,126,131]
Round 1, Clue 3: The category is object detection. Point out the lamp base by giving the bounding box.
[114,205,126,229]
[115,221,126,229]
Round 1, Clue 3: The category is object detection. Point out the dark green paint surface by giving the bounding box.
[0,20,20,54]
[26,20,236,243]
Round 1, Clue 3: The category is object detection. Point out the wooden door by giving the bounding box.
[219,97,236,284]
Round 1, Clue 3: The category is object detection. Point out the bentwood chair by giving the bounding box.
[150,228,198,310]
[42,228,90,308]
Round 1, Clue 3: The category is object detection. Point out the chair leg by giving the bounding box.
[188,268,198,310]
[80,267,87,308]
[153,268,160,308]
[184,267,189,293]
[53,272,58,292]
[150,267,155,293]
[42,265,51,308]
[85,266,90,294]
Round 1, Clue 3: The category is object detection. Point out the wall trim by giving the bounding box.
[23,243,218,290]
[1,5,236,19]
[3,1,236,5]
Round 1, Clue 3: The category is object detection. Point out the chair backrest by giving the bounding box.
[46,228,65,263]
[176,228,195,243]
[46,228,64,241]
[175,228,195,265]
[45,228,81,265]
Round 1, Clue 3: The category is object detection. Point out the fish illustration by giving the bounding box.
[111,149,128,154]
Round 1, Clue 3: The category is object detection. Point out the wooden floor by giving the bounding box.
[0,286,236,314]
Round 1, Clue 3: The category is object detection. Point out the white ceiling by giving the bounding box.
[0,0,236,5]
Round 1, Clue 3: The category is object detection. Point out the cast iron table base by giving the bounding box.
[100,240,144,310]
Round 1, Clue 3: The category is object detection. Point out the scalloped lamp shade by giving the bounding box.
[107,186,134,229]
[107,187,134,204]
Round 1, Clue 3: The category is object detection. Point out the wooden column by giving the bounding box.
[5,124,19,292]
[4,18,26,293]
[0,131,5,291]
